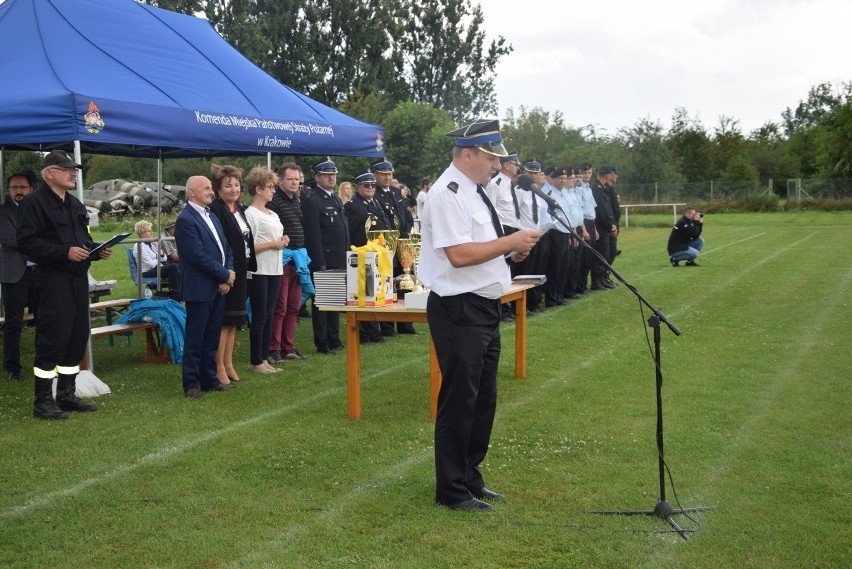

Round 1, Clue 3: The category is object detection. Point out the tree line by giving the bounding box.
[4,0,850,202]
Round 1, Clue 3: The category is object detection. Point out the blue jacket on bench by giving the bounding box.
[115,298,186,364]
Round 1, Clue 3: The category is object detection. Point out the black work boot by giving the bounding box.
[56,374,97,413]
[33,378,68,420]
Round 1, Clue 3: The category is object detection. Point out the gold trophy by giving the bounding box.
[396,238,420,294]
[367,229,399,258]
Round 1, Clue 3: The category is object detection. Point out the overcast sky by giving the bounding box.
[476,0,851,136]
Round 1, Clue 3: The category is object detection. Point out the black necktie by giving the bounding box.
[531,192,539,224]
[477,185,504,237]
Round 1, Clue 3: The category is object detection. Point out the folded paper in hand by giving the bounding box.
[505,222,556,259]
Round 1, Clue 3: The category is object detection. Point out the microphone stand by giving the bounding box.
[542,199,714,540]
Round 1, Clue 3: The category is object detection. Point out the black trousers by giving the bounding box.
[544,231,570,306]
[606,234,618,267]
[428,291,500,505]
[515,231,549,309]
[311,305,341,351]
[142,262,181,294]
[592,227,610,279]
[579,219,597,291]
[2,269,36,374]
[33,269,89,376]
[564,239,582,297]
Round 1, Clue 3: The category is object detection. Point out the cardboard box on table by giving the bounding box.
[346,251,386,307]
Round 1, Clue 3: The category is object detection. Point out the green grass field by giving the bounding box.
[1,211,849,568]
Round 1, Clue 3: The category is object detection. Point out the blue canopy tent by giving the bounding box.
[0,0,385,158]
[0,0,386,378]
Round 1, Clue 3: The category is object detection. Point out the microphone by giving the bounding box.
[516,174,560,211]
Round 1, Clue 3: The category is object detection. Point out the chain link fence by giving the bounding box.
[616,178,852,204]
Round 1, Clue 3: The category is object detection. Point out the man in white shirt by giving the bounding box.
[420,119,542,513]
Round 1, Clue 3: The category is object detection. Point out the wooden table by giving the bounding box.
[319,282,533,421]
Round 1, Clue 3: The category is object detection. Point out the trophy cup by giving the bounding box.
[367,229,399,258]
[396,238,421,295]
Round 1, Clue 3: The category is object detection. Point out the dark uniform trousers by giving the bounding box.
[564,237,583,297]
[579,219,597,291]
[544,231,571,306]
[2,268,36,374]
[592,227,610,280]
[606,234,618,266]
[515,231,549,309]
[34,268,89,373]
[428,291,501,505]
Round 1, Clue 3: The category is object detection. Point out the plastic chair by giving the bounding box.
[122,244,159,289]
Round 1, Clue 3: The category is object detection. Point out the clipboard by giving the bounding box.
[88,232,131,259]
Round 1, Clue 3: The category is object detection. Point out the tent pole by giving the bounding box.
[77,140,105,389]
[73,141,84,201]
[156,150,163,288]
[267,152,272,170]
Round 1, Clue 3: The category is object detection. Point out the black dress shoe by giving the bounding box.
[670,256,680,267]
[7,371,22,382]
[685,260,700,266]
[445,498,493,512]
[473,487,505,501]
[185,387,203,400]
[201,384,236,392]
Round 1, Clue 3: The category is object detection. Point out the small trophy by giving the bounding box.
[396,238,420,295]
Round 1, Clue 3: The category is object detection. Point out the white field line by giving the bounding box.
[0,360,415,519]
[636,230,768,279]
[704,263,852,480]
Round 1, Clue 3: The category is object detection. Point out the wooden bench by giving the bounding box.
[80,322,170,370]
[0,299,130,328]
[0,312,35,327]
[90,298,133,345]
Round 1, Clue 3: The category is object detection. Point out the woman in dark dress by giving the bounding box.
[209,164,257,384]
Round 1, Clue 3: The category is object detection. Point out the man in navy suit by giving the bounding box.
[175,175,236,400]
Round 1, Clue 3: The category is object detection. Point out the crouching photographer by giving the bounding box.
[667,207,704,267]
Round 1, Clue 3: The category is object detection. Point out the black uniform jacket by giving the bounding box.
[17,185,96,276]
[302,188,349,270]
[344,194,392,247]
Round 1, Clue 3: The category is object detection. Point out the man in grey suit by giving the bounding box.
[0,170,38,381]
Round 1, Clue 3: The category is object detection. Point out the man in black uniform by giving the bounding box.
[602,165,620,285]
[17,150,113,420]
[302,158,349,354]
[344,172,391,343]
[1,170,38,381]
[371,157,418,335]
[590,165,618,290]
